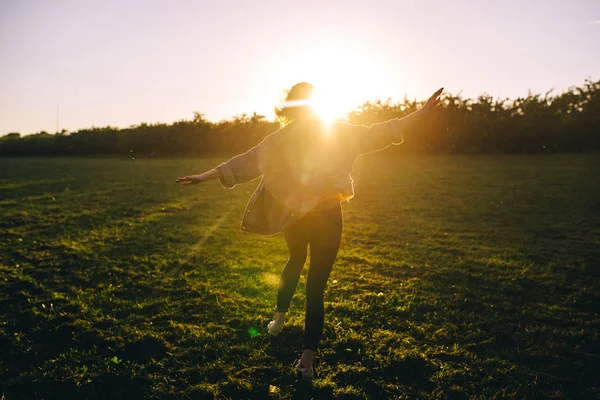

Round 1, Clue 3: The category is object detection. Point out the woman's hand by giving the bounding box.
[175,168,222,185]
[389,88,443,137]
[421,88,443,112]
[175,175,206,185]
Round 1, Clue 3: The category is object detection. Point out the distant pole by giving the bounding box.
[56,104,59,134]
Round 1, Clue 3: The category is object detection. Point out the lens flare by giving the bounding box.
[268,36,388,124]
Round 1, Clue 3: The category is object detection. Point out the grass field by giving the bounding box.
[1,154,599,399]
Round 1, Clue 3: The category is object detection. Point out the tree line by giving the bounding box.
[1,79,598,157]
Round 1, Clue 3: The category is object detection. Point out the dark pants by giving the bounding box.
[276,201,343,351]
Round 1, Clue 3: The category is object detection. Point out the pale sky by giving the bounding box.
[1,0,599,135]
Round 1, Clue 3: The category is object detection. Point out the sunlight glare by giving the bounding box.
[273,38,387,124]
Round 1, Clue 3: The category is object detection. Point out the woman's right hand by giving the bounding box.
[420,88,443,113]
[388,88,443,138]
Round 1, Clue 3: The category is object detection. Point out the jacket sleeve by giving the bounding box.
[215,129,282,189]
[343,120,404,156]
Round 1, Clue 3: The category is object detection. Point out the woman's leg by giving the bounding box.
[303,204,343,352]
[276,222,309,313]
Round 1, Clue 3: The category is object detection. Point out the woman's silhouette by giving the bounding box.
[176,82,442,380]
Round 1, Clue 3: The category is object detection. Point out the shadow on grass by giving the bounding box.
[293,380,314,400]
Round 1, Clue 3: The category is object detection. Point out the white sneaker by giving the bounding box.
[267,320,284,336]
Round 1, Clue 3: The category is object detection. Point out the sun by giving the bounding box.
[311,86,348,124]
[273,38,387,124]
[309,54,382,124]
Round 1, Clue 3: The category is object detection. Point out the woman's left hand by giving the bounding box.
[175,168,222,185]
[175,175,206,185]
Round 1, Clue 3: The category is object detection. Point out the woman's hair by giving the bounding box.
[274,82,317,126]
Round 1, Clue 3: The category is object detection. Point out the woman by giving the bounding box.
[176,82,442,380]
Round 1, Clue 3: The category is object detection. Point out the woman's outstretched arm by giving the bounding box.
[346,87,443,155]
[175,144,266,188]
[176,124,287,188]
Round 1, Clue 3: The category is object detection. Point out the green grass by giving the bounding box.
[1,154,599,399]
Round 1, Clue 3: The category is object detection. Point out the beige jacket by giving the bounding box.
[216,117,404,235]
